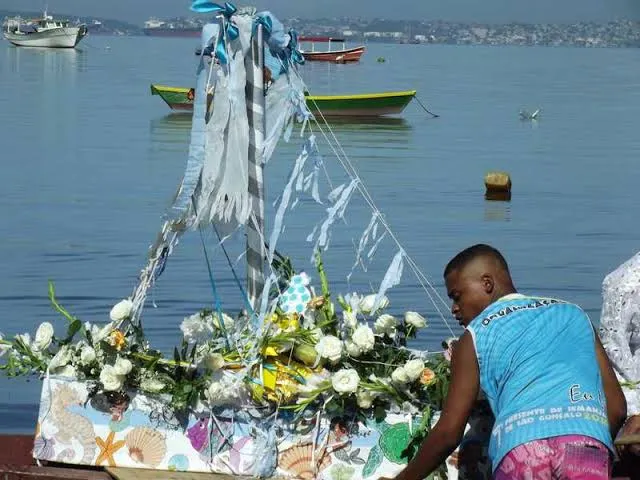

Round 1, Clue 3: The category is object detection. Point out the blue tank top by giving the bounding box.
[467,293,613,470]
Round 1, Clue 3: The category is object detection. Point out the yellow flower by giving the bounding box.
[109,330,126,351]
[271,313,300,332]
[419,367,437,386]
[259,358,313,403]
[262,346,279,357]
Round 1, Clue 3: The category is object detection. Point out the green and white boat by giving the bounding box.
[150,84,416,117]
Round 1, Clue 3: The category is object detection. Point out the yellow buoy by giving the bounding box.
[484,171,511,201]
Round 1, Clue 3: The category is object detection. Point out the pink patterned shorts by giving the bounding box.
[494,435,611,480]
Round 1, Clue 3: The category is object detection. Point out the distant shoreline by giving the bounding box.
[2,10,639,47]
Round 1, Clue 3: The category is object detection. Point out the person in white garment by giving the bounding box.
[599,252,640,459]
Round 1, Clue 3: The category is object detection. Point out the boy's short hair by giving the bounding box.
[444,244,510,277]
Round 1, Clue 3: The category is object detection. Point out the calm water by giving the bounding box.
[1,36,640,432]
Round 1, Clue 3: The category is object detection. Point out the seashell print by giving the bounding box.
[278,442,332,480]
[167,454,190,472]
[124,427,167,468]
[33,435,56,460]
[56,448,75,462]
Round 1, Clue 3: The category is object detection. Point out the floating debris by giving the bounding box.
[484,171,512,201]
[519,108,540,121]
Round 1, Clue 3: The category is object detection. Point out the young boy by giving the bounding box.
[386,244,627,480]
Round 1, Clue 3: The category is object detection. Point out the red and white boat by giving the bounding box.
[299,36,365,63]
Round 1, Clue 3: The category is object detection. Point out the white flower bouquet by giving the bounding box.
[0,253,451,466]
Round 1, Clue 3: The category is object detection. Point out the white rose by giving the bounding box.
[405,311,427,329]
[180,313,213,345]
[315,335,343,363]
[109,299,134,322]
[356,389,376,409]
[391,366,410,385]
[345,342,362,358]
[33,323,54,351]
[203,352,225,371]
[140,377,165,393]
[404,359,425,382]
[0,333,9,358]
[113,357,133,376]
[213,313,235,331]
[100,365,124,391]
[298,372,330,395]
[48,346,72,371]
[80,346,96,364]
[360,294,389,314]
[16,333,32,348]
[92,322,114,343]
[374,314,397,338]
[351,325,375,353]
[205,371,247,406]
[343,310,358,329]
[331,369,360,394]
[206,381,225,404]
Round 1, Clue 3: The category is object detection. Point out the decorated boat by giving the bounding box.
[2,12,87,48]
[298,36,365,63]
[0,2,464,478]
[151,84,417,117]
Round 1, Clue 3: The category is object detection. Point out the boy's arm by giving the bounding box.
[391,332,480,480]
[595,334,627,438]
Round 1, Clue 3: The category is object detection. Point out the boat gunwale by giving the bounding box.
[306,90,417,101]
[150,84,191,94]
[151,85,417,102]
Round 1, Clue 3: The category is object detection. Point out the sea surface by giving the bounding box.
[1,36,639,432]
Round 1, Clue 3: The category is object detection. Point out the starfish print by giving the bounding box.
[95,430,126,467]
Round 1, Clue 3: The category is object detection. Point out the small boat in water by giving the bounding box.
[305,90,417,117]
[151,84,416,117]
[2,12,87,48]
[299,36,365,63]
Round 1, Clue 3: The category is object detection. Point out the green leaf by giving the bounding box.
[362,445,383,478]
[337,295,349,311]
[48,280,76,323]
[314,250,330,297]
[65,319,82,342]
[173,347,180,364]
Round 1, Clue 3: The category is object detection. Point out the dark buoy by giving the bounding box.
[484,171,511,201]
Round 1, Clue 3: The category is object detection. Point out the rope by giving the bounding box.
[211,224,256,317]
[414,95,440,118]
[295,70,458,337]
[197,225,231,349]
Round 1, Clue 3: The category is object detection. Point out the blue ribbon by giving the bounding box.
[191,1,238,65]
[253,13,272,36]
[288,30,305,66]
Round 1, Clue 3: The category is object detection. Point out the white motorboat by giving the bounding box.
[3,12,87,48]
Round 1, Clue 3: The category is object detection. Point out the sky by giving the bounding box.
[4,0,640,25]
